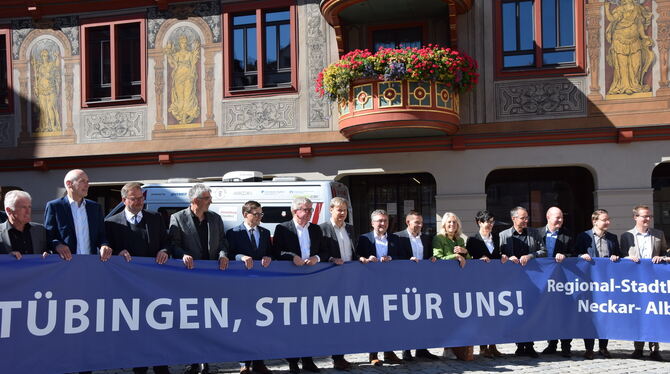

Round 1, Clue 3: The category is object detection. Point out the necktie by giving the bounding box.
[249,228,258,251]
[132,215,139,224]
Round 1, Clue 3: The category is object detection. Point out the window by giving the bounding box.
[224,1,297,96]
[81,16,145,106]
[495,0,584,78]
[0,28,11,113]
[372,26,423,51]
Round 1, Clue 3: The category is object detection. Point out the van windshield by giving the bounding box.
[259,206,292,223]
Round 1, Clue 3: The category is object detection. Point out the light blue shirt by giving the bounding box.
[67,196,90,255]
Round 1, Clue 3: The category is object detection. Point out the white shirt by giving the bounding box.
[124,209,143,224]
[374,232,389,258]
[407,229,424,259]
[633,228,653,259]
[243,222,260,247]
[331,220,352,262]
[67,196,90,255]
[482,233,495,254]
[295,221,312,260]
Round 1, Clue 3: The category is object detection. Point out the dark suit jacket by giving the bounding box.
[499,226,546,258]
[0,221,47,254]
[466,232,502,259]
[574,229,621,257]
[226,223,272,260]
[104,210,168,257]
[620,228,668,258]
[320,221,358,261]
[540,226,574,258]
[394,229,433,259]
[44,196,109,254]
[356,231,409,260]
[272,220,325,261]
[168,208,228,260]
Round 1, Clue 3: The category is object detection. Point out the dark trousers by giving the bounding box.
[584,339,608,351]
[634,341,660,351]
[242,360,265,367]
[332,354,345,361]
[287,357,314,365]
[547,339,572,350]
[133,366,170,374]
[516,342,534,350]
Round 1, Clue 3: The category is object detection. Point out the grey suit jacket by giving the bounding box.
[499,226,547,258]
[620,227,668,258]
[168,208,229,260]
[319,221,358,261]
[0,221,47,254]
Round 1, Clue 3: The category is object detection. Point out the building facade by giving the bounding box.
[0,0,669,237]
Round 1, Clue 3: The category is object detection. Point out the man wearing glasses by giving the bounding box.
[620,205,668,361]
[272,196,325,373]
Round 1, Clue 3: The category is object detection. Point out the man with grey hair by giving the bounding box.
[168,183,229,374]
[356,209,409,366]
[0,190,47,258]
[499,206,546,358]
[273,196,325,373]
[44,169,112,261]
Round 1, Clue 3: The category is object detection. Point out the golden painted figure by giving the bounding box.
[605,0,654,95]
[31,49,61,132]
[165,35,200,124]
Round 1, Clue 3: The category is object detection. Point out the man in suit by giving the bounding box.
[319,197,357,371]
[226,200,272,374]
[395,210,439,362]
[168,183,229,374]
[499,206,546,358]
[44,169,112,261]
[621,205,667,361]
[273,197,324,374]
[0,190,47,258]
[540,207,574,358]
[574,209,621,359]
[356,209,409,366]
[104,182,170,374]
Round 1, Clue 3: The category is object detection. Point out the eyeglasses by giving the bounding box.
[247,212,264,217]
[636,215,653,219]
[297,208,314,213]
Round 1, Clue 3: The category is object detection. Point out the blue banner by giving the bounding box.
[1,255,670,373]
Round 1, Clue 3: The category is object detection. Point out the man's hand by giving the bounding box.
[41,251,49,259]
[218,256,229,270]
[9,251,21,260]
[293,255,304,266]
[509,255,519,264]
[410,256,420,263]
[242,255,254,269]
[501,254,508,264]
[580,254,592,261]
[480,255,490,263]
[304,255,319,266]
[610,255,619,262]
[100,245,113,262]
[519,254,533,266]
[156,251,168,264]
[430,256,437,263]
[628,256,640,263]
[183,254,194,269]
[555,253,566,263]
[652,256,664,264]
[331,257,344,265]
[55,243,72,261]
[380,255,392,262]
[118,249,132,262]
[261,256,272,268]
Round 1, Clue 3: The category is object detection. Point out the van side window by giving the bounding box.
[258,206,292,223]
[158,206,188,227]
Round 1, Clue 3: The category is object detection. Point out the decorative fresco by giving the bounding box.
[165,27,202,127]
[30,39,62,135]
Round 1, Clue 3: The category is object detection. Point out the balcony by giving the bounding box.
[338,79,460,139]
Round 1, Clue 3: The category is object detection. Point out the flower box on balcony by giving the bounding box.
[316,45,478,139]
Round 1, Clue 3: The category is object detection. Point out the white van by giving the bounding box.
[138,171,352,235]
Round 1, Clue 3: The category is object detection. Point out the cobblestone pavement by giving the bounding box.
[98,340,670,374]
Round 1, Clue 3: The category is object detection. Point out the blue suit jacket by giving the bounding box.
[226,223,272,260]
[355,231,409,260]
[44,196,109,254]
[574,229,621,257]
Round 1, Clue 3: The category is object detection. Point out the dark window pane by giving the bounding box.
[278,23,291,68]
[265,24,277,67]
[116,22,141,99]
[559,0,574,46]
[233,14,256,26]
[372,27,422,51]
[246,27,257,71]
[519,1,534,51]
[502,2,518,52]
[86,26,111,101]
[0,36,7,109]
[504,54,534,68]
[233,28,245,74]
[265,10,289,23]
[543,50,574,65]
[542,0,557,48]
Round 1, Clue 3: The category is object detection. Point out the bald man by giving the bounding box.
[539,207,574,357]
